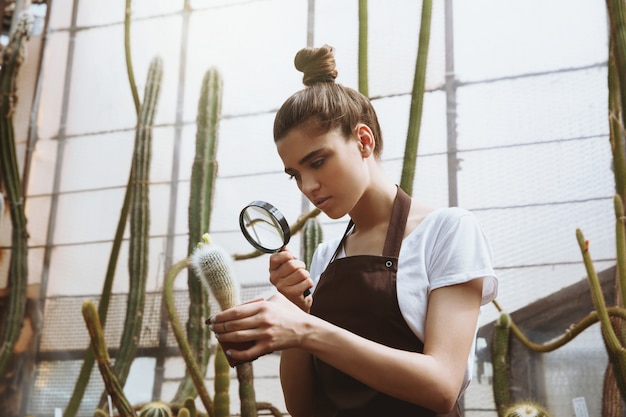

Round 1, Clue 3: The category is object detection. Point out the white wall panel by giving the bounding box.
[454,0,608,82]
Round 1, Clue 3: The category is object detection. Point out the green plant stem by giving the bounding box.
[492,299,626,353]
[99,58,162,408]
[399,0,432,195]
[358,0,368,97]
[0,16,30,378]
[125,0,140,114]
[236,362,256,417]
[81,301,134,417]
[164,258,214,417]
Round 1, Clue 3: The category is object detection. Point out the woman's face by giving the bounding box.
[276,125,371,219]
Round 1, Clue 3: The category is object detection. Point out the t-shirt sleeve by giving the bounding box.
[428,209,498,304]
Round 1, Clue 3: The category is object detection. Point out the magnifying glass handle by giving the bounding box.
[304,288,311,297]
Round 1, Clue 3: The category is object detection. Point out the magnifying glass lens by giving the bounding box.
[242,206,285,252]
[239,201,290,253]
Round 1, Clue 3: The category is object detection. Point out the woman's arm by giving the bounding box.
[211,278,483,414]
[279,348,315,417]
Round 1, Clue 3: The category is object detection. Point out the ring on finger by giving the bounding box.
[222,322,227,333]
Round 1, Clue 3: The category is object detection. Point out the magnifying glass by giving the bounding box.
[239,201,311,297]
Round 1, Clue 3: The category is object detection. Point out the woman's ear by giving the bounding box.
[355,124,375,157]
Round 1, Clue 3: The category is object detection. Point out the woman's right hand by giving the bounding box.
[269,247,313,311]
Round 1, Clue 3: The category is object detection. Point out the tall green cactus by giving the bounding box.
[0,14,31,378]
[176,68,223,402]
[358,0,368,97]
[399,0,432,195]
[65,5,143,414]
[105,57,163,401]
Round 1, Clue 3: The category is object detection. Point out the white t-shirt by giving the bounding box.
[309,207,498,394]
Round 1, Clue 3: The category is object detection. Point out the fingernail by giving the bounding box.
[225,350,232,356]
[208,324,214,331]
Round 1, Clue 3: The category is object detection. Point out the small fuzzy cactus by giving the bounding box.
[138,402,173,417]
[190,233,241,310]
[503,401,551,417]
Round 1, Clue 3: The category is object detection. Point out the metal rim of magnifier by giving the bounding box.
[239,200,291,253]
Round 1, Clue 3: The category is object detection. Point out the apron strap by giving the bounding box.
[329,186,411,262]
[381,186,411,258]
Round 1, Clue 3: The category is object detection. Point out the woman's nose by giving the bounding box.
[300,174,320,194]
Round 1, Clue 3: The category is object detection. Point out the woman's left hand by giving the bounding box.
[208,292,309,362]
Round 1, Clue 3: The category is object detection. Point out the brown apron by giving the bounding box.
[309,187,462,417]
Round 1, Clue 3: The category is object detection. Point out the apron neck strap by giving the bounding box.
[382,186,411,258]
[330,186,411,261]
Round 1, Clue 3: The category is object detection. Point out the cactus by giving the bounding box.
[492,313,511,417]
[65,5,145,414]
[189,235,258,417]
[502,401,551,417]
[577,222,626,401]
[183,397,197,417]
[176,66,223,402]
[163,258,214,417]
[190,234,241,311]
[104,56,163,403]
[213,343,230,417]
[177,407,191,417]
[399,0,432,195]
[358,0,368,97]
[138,402,173,417]
[92,409,107,417]
[81,301,134,417]
[302,217,323,269]
[0,13,31,379]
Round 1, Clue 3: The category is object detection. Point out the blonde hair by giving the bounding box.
[273,45,384,158]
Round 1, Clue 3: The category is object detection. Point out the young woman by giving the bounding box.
[208,45,498,417]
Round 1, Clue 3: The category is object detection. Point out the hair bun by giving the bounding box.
[294,44,338,86]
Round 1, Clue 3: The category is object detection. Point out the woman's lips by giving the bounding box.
[315,196,330,209]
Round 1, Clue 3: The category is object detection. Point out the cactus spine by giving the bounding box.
[81,301,134,417]
[0,13,30,379]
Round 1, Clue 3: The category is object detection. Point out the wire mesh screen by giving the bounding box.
[29,283,284,416]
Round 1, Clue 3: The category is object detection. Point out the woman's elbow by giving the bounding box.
[424,383,461,414]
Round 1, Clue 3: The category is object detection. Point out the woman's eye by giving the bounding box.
[311,158,325,168]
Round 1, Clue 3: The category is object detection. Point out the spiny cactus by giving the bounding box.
[399,0,432,195]
[0,12,31,379]
[189,235,257,416]
[176,66,223,402]
[190,234,241,311]
[177,407,191,417]
[502,401,551,417]
[106,57,163,406]
[492,312,511,417]
[214,343,230,417]
[138,401,173,417]
[93,409,107,417]
[163,258,214,417]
